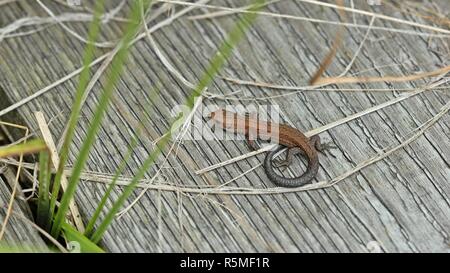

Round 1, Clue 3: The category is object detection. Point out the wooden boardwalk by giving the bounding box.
[0,0,449,252]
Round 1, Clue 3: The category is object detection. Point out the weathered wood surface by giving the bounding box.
[0,175,49,251]
[0,0,449,252]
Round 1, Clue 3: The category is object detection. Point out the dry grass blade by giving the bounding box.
[310,0,346,85]
[10,211,67,253]
[314,65,450,85]
[0,122,29,240]
[35,112,85,232]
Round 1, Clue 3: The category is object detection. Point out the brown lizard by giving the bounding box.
[209,109,326,187]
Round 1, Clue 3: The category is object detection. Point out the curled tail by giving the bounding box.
[263,145,319,188]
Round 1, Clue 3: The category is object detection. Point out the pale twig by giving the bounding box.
[214,65,450,100]
[185,192,245,228]
[215,77,449,93]
[99,0,127,24]
[0,10,127,43]
[3,133,35,148]
[349,0,360,35]
[350,62,408,77]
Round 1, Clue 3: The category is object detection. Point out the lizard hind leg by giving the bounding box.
[272,146,303,171]
[309,135,336,154]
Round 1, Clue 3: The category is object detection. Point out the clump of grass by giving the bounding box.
[50,0,153,239]
[48,0,107,234]
[0,0,265,252]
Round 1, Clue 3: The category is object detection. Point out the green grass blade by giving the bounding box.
[50,0,106,219]
[90,0,266,244]
[0,139,47,158]
[0,243,52,253]
[90,131,171,243]
[36,151,51,230]
[84,87,160,237]
[83,134,139,237]
[51,0,153,238]
[61,222,104,253]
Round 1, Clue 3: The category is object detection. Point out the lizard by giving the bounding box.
[209,109,328,188]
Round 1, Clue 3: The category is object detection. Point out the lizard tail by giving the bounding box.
[263,146,319,188]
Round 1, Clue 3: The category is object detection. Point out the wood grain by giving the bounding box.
[0,0,449,252]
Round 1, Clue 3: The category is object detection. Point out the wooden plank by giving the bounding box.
[0,174,48,251]
[0,0,449,252]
